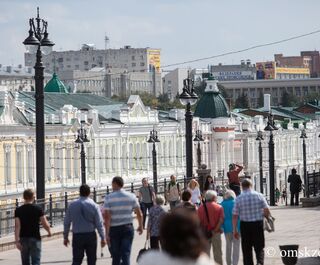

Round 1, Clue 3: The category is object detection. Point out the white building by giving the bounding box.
[162,68,189,100]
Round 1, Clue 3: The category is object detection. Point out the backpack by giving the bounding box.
[168,182,180,192]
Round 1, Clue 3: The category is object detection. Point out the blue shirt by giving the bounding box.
[104,189,140,227]
[233,189,269,222]
[147,205,166,237]
[63,197,105,240]
[220,198,240,233]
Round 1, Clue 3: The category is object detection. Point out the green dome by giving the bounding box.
[194,79,229,118]
[44,73,69,93]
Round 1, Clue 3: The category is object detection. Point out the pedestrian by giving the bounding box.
[176,190,197,212]
[232,179,271,265]
[198,190,224,265]
[281,188,287,204]
[188,179,201,206]
[104,176,143,265]
[288,168,302,206]
[204,175,215,194]
[275,188,281,204]
[166,175,181,210]
[14,189,52,265]
[146,195,166,249]
[138,178,155,229]
[227,163,243,196]
[220,190,240,265]
[63,184,106,265]
[138,209,211,265]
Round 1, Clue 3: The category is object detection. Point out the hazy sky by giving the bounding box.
[1,0,320,70]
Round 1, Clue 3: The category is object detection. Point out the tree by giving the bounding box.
[303,92,320,104]
[235,93,250,108]
[258,92,264,108]
[281,91,300,107]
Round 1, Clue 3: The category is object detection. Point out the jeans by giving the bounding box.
[20,237,41,265]
[72,232,97,265]
[169,200,180,210]
[240,221,265,265]
[225,233,240,265]
[206,232,223,265]
[140,202,153,228]
[109,224,134,265]
[290,192,299,206]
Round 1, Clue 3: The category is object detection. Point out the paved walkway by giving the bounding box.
[0,205,319,265]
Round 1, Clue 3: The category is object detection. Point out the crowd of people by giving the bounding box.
[14,166,303,265]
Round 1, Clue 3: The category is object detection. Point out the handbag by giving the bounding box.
[202,200,213,239]
[136,240,150,263]
[264,215,275,233]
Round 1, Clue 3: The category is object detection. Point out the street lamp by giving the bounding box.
[75,121,90,185]
[256,131,264,194]
[264,113,278,206]
[300,129,308,197]
[193,129,204,169]
[147,129,160,193]
[23,7,54,201]
[179,77,198,180]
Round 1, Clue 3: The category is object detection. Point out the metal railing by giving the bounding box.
[307,171,320,198]
[0,176,193,238]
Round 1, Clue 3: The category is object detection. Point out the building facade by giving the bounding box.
[220,78,320,107]
[25,44,161,74]
[162,68,189,100]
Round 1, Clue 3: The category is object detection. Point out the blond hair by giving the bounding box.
[188,179,199,189]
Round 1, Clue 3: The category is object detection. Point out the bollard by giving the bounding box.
[49,194,53,227]
[107,186,109,195]
[93,188,97,202]
[15,198,19,208]
[64,192,68,213]
[131,183,134,193]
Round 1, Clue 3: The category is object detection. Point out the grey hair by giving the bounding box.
[224,189,236,200]
[155,195,165,205]
[205,190,218,202]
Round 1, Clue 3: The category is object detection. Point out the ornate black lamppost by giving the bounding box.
[193,129,204,169]
[179,77,198,180]
[23,7,54,201]
[147,129,160,193]
[256,131,264,194]
[300,129,308,197]
[264,113,278,206]
[75,121,90,184]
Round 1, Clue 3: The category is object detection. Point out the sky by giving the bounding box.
[1,0,320,70]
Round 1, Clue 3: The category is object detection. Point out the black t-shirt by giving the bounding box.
[14,204,44,240]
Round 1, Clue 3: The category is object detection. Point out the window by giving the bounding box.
[16,148,23,184]
[132,56,135,60]
[132,63,136,67]
[4,145,11,185]
[66,148,72,178]
[74,148,79,179]
[66,58,71,62]
[140,62,145,66]
[58,58,63,63]
[27,147,34,183]
[84,61,89,66]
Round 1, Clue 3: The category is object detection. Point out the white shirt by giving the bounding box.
[188,187,201,204]
[138,250,211,265]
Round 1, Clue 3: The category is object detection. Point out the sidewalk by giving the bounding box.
[0,205,319,265]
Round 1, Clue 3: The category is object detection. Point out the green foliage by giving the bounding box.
[258,92,264,108]
[303,92,320,104]
[281,91,300,107]
[235,93,250,108]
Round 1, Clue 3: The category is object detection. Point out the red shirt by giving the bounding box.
[198,202,224,230]
[227,165,243,185]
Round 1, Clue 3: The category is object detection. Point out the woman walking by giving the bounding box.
[188,179,202,206]
[204,176,215,194]
[220,190,240,265]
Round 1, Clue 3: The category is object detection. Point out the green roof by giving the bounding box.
[194,91,229,119]
[44,73,69,93]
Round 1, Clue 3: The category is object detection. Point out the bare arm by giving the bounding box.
[214,216,224,233]
[40,215,51,236]
[232,214,240,239]
[14,218,22,250]
[103,210,111,245]
[134,207,143,235]
[264,207,271,218]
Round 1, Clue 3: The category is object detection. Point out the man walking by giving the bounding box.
[166,175,181,210]
[104,176,143,265]
[198,190,224,265]
[63,184,106,265]
[288,168,302,206]
[138,178,155,229]
[232,179,270,265]
[227,163,243,196]
[15,189,52,265]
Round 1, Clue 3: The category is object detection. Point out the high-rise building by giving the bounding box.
[25,44,161,74]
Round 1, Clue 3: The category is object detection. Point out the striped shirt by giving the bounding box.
[233,189,269,222]
[104,189,140,227]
